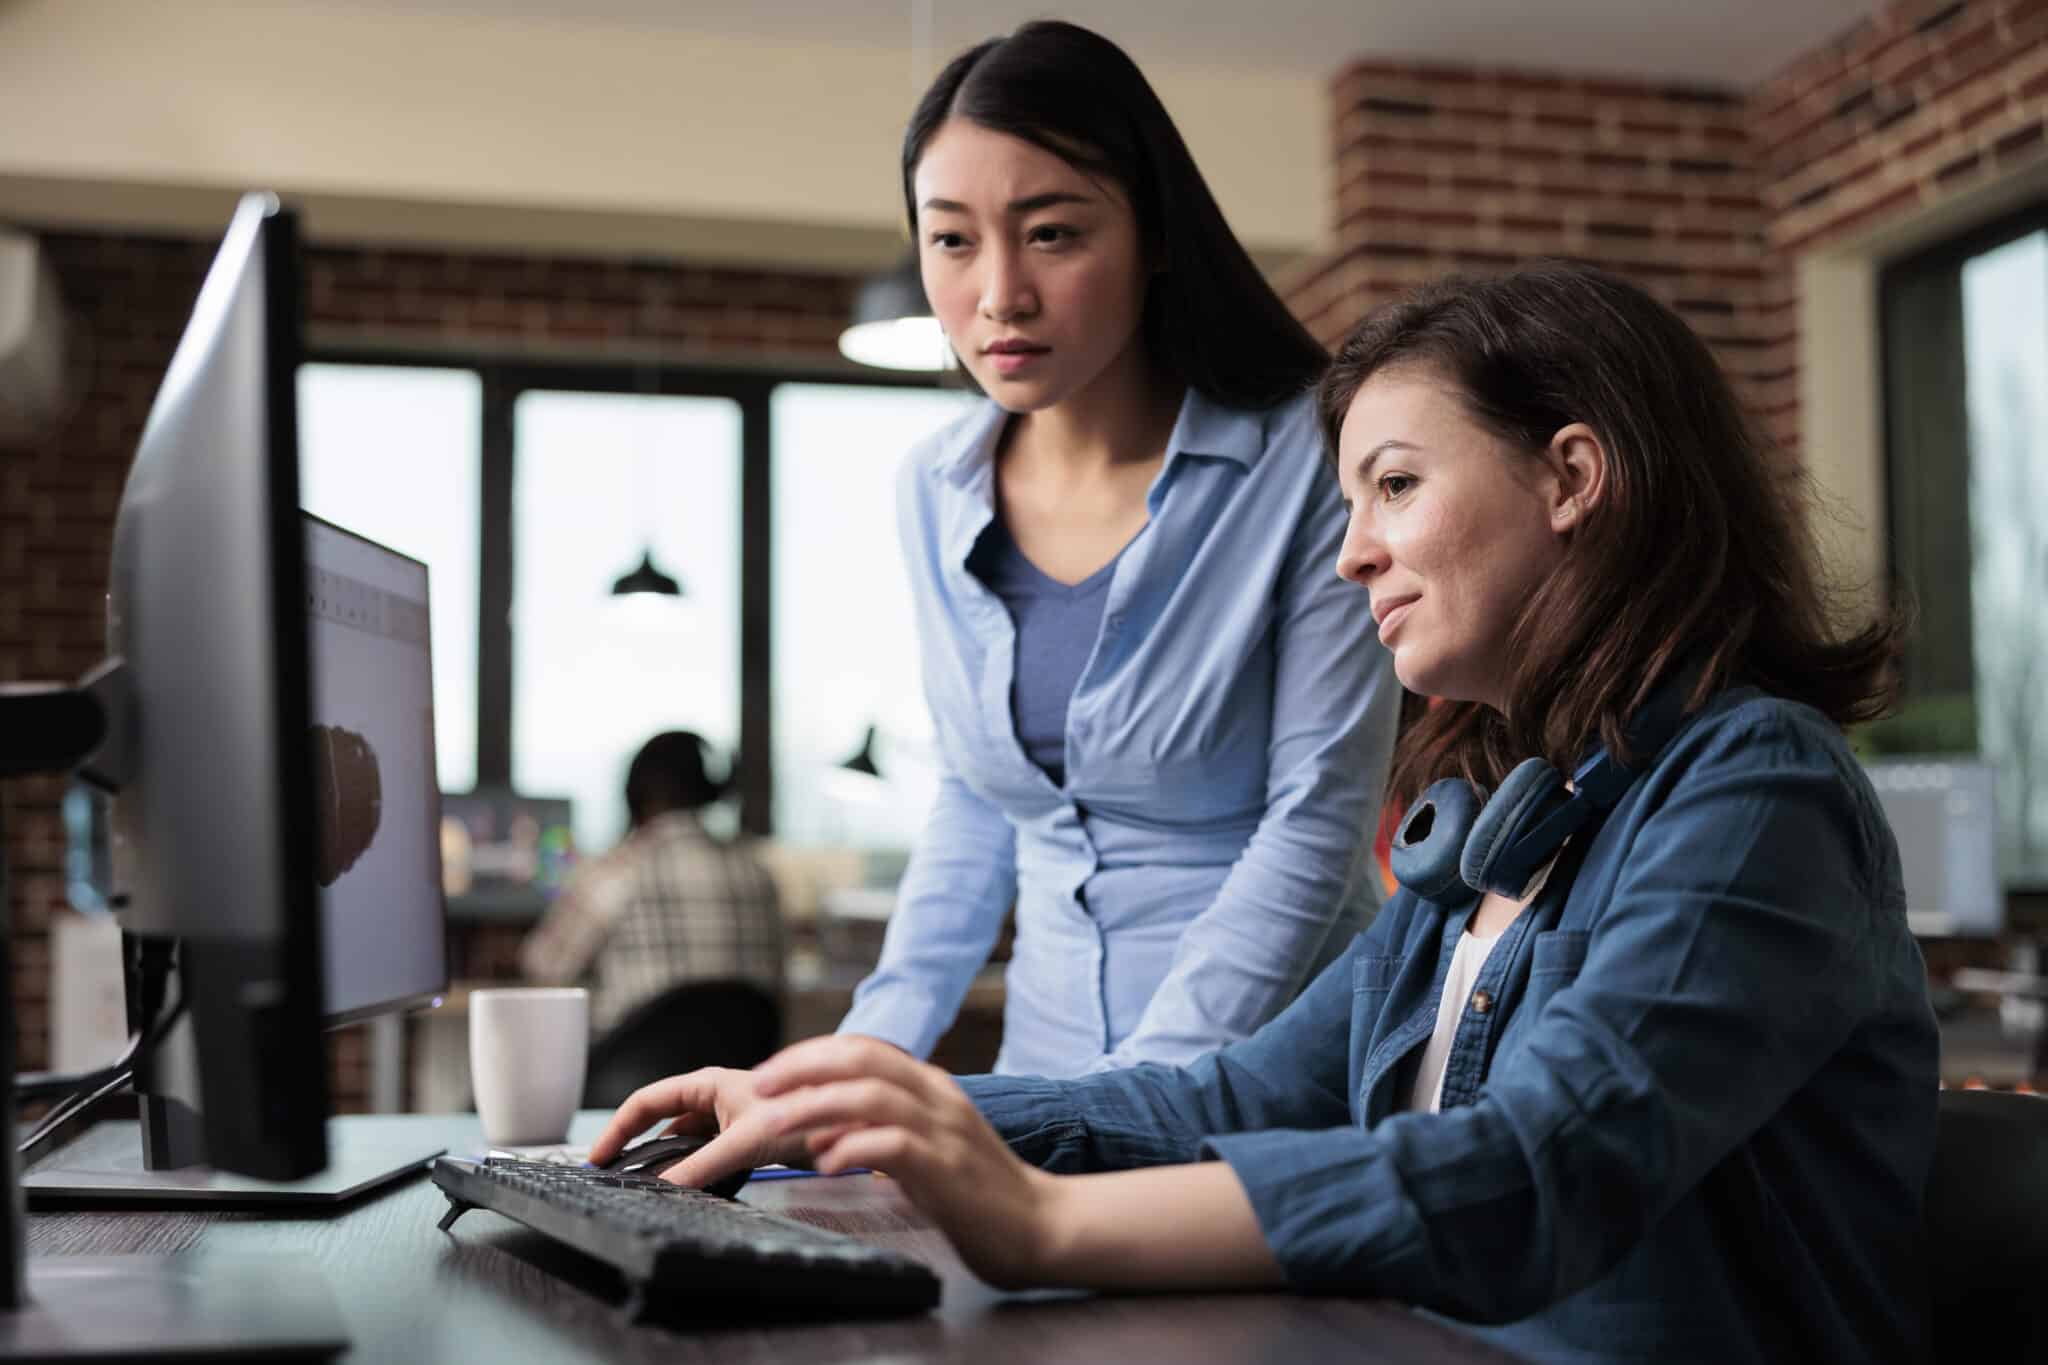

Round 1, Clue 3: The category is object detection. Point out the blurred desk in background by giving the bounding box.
[406,966,1007,1113]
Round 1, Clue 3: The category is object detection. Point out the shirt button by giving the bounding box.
[1470,989,1494,1015]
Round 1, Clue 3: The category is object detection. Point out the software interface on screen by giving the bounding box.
[304,515,446,1017]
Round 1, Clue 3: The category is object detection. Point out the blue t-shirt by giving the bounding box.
[966,516,1127,788]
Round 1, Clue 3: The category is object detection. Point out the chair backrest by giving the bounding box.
[1924,1087,2048,1358]
[582,979,783,1110]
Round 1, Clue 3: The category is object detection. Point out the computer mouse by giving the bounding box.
[599,1133,751,1198]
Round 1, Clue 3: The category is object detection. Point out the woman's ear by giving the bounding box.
[1546,422,1608,534]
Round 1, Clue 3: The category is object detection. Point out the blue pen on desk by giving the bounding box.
[746,1165,871,1181]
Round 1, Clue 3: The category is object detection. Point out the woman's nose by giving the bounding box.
[979,247,1035,321]
[1335,511,1385,586]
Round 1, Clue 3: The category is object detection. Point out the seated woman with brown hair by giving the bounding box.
[592,263,1937,1365]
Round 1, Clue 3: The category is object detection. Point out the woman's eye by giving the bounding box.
[928,231,968,251]
[1027,224,1076,247]
[1377,473,1415,500]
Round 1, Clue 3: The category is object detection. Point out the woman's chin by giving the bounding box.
[1394,657,1486,708]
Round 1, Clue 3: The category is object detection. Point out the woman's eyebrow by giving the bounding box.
[920,190,1097,214]
[1352,439,1420,484]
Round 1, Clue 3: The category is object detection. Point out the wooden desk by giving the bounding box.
[26,1112,1523,1364]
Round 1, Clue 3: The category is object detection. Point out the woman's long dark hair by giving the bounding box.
[1317,263,1904,808]
[902,20,1325,410]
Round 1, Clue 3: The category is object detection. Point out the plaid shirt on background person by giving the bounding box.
[519,811,785,1036]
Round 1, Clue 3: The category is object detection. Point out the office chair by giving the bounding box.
[581,979,783,1109]
[1923,1087,2048,1357]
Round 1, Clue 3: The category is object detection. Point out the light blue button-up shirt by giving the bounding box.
[837,388,1401,1076]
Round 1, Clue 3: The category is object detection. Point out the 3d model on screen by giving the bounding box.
[311,723,381,886]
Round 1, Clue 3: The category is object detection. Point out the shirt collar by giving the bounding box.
[634,810,708,842]
[934,388,1269,490]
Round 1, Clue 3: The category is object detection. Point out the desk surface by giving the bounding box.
[26,1112,1521,1364]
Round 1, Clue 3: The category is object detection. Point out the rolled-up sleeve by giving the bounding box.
[1203,708,1893,1322]
[1091,468,1398,1071]
[963,927,1365,1171]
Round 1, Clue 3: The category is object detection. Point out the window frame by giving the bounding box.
[1877,196,2048,891]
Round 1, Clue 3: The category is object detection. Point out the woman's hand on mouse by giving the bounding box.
[588,1067,809,1189]
[747,1035,1066,1290]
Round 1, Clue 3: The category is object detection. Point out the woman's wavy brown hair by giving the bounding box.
[1318,263,1904,809]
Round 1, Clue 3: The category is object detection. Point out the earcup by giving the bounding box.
[1462,756,1570,899]
[1389,777,1483,901]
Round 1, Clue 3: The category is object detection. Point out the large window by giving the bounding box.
[511,391,743,854]
[1881,207,2048,887]
[297,363,481,793]
[301,349,958,846]
[770,383,979,847]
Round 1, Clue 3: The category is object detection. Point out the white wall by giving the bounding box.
[0,0,1328,270]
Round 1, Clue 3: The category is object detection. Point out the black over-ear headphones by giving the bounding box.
[1389,673,1696,902]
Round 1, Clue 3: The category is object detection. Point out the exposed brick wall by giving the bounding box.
[1279,62,1796,459]
[1760,0,2047,253]
[1757,0,2048,464]
[1,231,858,1111]
[1284,0,2047,467]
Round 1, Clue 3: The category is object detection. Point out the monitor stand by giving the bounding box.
[22,1114,445,1208]
[3,683,350,1357]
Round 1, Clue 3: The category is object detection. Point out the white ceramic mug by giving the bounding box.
[469,987,589,1146]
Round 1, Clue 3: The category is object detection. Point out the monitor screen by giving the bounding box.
[304,515,449,1021]
[1865,756,2004,938]
[439,789,577,918]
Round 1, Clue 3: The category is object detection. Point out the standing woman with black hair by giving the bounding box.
[831,21,1399,1076]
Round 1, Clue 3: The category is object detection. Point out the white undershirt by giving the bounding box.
[1408,853,1565,1114]
[1408,926,1506,1114]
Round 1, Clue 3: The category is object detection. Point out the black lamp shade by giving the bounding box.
[839,724,881,778]
[610,549,682,598]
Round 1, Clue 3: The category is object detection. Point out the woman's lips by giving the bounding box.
[1377,598,1417,644]
[986,346,1048,377]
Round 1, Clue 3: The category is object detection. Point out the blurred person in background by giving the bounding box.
[522,730,782,1037]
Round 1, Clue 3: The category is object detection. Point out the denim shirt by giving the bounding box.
[963,690,1940,1363]
[839,389,1400,1076]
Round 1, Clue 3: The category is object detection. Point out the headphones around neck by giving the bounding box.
[1389,673,1697,903]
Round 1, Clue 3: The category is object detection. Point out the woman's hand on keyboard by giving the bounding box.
[749,1035,1064,1290]
[586,1068,809,1190]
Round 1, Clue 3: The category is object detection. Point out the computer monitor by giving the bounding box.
[1864,756,2004,938]
[83,189,330,1179]
[439,787,577,919]
[1,194,356,1355]
[23,433,452,1202]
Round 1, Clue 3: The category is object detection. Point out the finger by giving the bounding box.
[761,1077,927,1142]
[589,1070,723,1164]
[754,1036,938,1102]
[811,1125,924,1178]
[662,1123,764,1191]
[803,1123,859,1155]
[656,1111,718,1139]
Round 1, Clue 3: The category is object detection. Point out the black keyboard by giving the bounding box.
[430,1156,942,1319]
